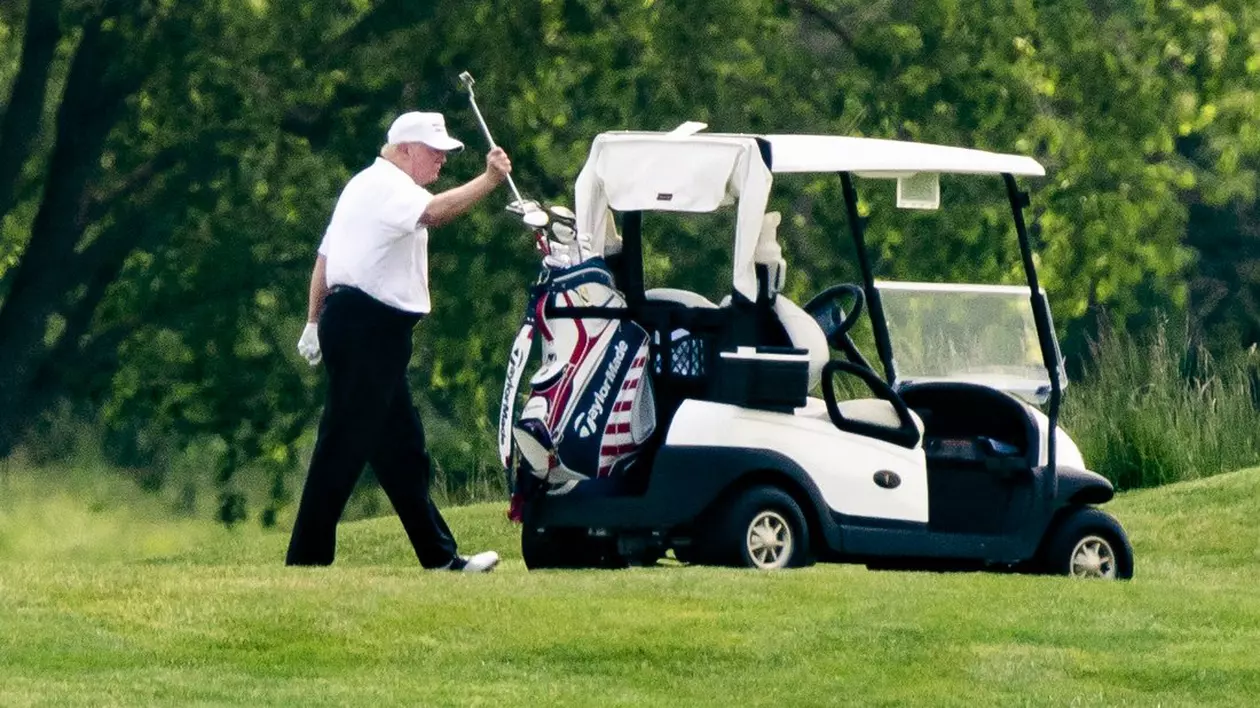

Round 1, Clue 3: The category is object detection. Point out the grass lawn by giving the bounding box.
[2,466,1259,707]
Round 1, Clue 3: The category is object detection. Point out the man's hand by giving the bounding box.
[422,148,515,227]
[297,322,321,366]
[485,147,512,183]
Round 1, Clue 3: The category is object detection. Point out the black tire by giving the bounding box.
[1038,507,1134,580]
[695,486,814,569]
[672,543,696,564]
[623,546,665,567]
[521,527,627,570]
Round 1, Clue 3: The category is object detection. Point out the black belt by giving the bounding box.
[325,285,425,322]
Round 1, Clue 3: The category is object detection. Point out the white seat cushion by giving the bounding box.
[837,398,924,433]
[772,296,829,391]
[797,396,925,434]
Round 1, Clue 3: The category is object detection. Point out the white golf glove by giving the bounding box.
[297,322,321,366]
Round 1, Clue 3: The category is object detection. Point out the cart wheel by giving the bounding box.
[699,486,814,569]
[1039,507,1134,580]
[521,527,627,570]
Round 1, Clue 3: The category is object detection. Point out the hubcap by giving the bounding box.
[746,510,793,569]
[1069,535,1117,579]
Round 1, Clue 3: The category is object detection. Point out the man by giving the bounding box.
[288,110,510,572]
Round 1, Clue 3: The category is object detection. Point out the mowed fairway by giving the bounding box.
[2,469,1259,707]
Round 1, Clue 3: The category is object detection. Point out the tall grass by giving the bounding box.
[5,397,508,532]
[0,456,259,562]
[1064,317,1260,490]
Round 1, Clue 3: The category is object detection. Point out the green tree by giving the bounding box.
[2,0,1257,524]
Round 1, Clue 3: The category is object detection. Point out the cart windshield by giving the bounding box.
[876,281,1064,404]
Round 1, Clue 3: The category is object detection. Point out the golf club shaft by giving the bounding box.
[466,94,546,253]
[464,89,524,204]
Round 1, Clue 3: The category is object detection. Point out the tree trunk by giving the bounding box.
[0,0,63,224]
[0,13,147,457]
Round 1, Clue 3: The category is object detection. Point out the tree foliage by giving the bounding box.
[0,0,1257,522]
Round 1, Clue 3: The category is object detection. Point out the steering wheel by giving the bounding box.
[803,283,875,370]
[803,283,865,348]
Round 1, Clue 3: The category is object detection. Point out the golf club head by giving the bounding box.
[505,199,542,216]
[458,71,475,92]
[548,205,576,225]
[523,211,550,229]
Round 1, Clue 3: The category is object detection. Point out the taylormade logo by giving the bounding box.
[498,336,528,450]
[574,340,629,438]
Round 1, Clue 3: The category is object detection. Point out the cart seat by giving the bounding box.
[797,396,925,440]
[644,288,720,309]
[772,295,830,390]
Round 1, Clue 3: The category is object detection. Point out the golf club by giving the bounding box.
[458,71,524,205]
[458,71,550,256]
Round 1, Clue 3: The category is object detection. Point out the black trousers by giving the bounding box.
[286,286,458,567]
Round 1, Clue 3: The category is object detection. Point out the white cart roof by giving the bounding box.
[763,134,1045,177]
[573,130,1045,300]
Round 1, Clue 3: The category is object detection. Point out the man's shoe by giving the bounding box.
[436,551,500,573]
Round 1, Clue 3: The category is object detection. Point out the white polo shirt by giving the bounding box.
[318,158,435,314]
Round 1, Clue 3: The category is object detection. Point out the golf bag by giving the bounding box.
[499,253,657,515]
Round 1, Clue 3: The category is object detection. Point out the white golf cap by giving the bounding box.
[387,111,465,151]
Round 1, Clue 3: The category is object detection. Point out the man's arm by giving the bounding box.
[307,254,328,322]
[420,173,502,228]
[297,254,327,366]
[419,146,512,227]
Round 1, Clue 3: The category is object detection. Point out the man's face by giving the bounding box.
[404,142,447,186]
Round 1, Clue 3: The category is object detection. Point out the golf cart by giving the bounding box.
[514,128,1134,580]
